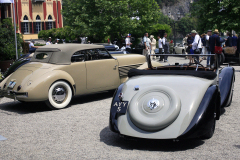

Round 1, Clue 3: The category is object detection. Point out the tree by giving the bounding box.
[191,0,240,33]
[176,14,198,36]
[0,18,23,61]
[62,0,162,42]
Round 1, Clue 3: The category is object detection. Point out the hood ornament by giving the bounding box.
[147,98,159,110]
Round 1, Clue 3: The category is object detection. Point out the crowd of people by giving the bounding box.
[137,29,240,68]
[184,29,240,67]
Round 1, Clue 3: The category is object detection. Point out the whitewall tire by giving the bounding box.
[45,81,72,109]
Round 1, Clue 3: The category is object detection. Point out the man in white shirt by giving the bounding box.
[150,35,156,60]
[29,40,40,53]
[125,34,132,53]
[206,30,212,66]
[157,35,163,61]
[190,30,202,62]
[142,33,150,59]
[162,33,169,62]
[46,37,52,45]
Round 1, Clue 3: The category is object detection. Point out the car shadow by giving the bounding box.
[0,90,115,114]
[99,127,205,151]
[70,90,115,105]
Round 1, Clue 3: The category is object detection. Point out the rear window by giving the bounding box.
[30,52,53,63]
[35,53,49,59]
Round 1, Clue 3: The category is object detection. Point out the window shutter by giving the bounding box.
[33,22,36,33]
[42,22,45,30]
[53,22,56,28]
[30,22,32,34]
[46,22,49,30]
[21,22,24,34]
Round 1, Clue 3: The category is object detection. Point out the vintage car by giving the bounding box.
[0,44,146,109]
[109,54,235,140]
[173,43,187,54]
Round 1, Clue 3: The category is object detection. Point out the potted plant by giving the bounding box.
[0,18,23,72]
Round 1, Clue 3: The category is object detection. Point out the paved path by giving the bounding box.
[0,65,240,159]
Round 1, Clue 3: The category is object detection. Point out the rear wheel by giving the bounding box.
[173,49,176,54]
[182,50,185,55]
[226,79,234,107]
[200,119,216,139]
[45,81,72,110]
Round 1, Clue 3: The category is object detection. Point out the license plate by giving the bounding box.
[112,101,128,113]
[8,81,16,89]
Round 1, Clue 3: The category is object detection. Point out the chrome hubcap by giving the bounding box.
[52,86,67,103]
[147,98,160,110]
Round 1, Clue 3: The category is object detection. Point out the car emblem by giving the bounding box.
[147,98,159,110]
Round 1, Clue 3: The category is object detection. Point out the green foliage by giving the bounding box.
[62,0,161,42]
[155,0,179,7]
[149,23,172,37]
[38,26,77,42]
[0,18,23,61]
[176,14,199,36]
[191,0,240,33]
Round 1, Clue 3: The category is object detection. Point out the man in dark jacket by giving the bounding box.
[209,29,225,67]
[237,34,240,55]
[232,34,238,48]
[225,32,233,47]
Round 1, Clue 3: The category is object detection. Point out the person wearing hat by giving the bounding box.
[190,30,202,62]
[205,30,212,66]
[150,35,156,60]
[46,37,52,45]
[55,38,60,44]
[209,29,225,67]
[125,34,132,53]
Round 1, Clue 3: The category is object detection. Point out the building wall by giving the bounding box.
[1,0,63,40]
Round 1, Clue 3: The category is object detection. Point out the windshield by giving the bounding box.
[147,54,218,71]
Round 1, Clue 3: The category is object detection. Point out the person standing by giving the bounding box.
[142,33,150,59]
[125,34,132,53]
[46,37,52,45]
[225,32,233,47]
[232,34,238,49]
[150,35,156,60]
[237,33,240,55]
[28,40,39,53]
[187,34,194,63]
[209,29,225,68]
[157,35,163,61]
[162,33,169,62]
[206,30,212,66]
[183,34,188,45]
[190,30,202,62]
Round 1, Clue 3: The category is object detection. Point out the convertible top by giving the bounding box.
[128,69,217,80]
[31,44,105,65]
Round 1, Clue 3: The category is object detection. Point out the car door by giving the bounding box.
[85,48,120,91]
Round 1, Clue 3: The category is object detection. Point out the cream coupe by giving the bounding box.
[0,44,146,109]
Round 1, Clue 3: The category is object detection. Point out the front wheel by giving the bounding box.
[45,81,72,110]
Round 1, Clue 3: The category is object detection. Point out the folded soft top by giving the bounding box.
[128,69,217,80]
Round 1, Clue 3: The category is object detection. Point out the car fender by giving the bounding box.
[20,70,76,101]
[177,85,219,139]
[219,67,235,107]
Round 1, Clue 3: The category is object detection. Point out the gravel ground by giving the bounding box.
[0,64,240,160]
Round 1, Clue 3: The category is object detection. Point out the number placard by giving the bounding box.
[112,101,128,113]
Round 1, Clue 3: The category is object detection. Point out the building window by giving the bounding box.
[36,15,41,33]
[47,15,53,30]
[23,15,29,34]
